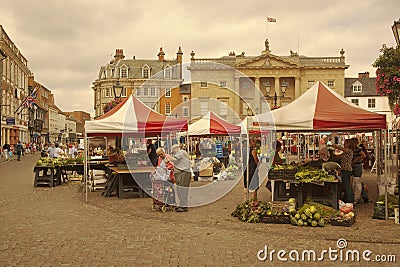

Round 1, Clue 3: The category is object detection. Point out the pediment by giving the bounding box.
[236,54,300,68]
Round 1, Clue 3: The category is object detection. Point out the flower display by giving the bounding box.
[373,45,400,111]
[103,98,123,114]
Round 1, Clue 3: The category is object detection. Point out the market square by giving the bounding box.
[1,1,400,266]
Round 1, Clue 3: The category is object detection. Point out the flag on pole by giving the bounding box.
[15,86,38,114]
[267,17,276,23]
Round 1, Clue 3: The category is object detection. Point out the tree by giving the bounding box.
[373,45,400,114]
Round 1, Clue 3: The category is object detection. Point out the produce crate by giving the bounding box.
[268,166,297,181]
[331,216,356,227]
[260,214,291,224]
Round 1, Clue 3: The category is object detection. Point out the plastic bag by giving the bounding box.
[338,199,353,213]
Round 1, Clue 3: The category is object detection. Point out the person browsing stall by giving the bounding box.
[156,147,175,184]
[329,139,355,203]
[244,138,260,200]
[167,144,191,212]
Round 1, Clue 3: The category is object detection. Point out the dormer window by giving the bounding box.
[142,65,150,78]
[352,81,363,93]
[120,66,128,78]
[164,65,172,79]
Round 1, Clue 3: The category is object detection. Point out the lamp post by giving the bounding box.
[0,50,7,146]
[113,80,124,99]
[392,18,400,46]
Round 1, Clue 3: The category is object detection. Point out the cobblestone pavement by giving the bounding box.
[0,155,399,266]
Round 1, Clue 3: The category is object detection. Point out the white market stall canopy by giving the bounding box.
[85,95,188,137]
[254,82,387,131]
[188,111,241,136]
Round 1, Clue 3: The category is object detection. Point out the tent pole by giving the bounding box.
[384,129,388,220]
[84,133,88,203]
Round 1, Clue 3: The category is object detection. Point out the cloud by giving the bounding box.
[1,0,399,116]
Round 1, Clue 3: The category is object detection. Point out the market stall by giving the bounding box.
[188,111,241,180]
[240,82,388,224]
[84,95,188,202]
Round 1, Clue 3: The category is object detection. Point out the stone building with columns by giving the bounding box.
[189,39,348,123]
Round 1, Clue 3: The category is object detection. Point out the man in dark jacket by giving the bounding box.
[16,141,23,161]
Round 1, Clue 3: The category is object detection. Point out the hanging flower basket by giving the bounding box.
[103,98,123,114]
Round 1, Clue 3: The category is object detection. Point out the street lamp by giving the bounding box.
[113,80,124,99]
[246,105,254,116]
[392,18,400,46]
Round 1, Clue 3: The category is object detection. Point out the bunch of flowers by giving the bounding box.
[103,98,123,114]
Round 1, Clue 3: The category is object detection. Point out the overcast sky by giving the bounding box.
[1,0,399,116]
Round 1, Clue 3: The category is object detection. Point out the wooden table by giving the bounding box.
[104,166,155,199]
[33,166,61,187]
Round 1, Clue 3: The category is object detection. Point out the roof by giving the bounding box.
[255,81,386,131]
[344,77,377,97]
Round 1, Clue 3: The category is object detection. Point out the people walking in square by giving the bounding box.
[168,144,191,212]
[16,141,23,161]
[2,142,10,161]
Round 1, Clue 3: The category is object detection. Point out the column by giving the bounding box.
[254,77,261,114]
[274,77,280,106]
[295,77,301,99]
[234,77,241,117]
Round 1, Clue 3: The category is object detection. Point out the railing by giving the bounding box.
[301,57,345,65]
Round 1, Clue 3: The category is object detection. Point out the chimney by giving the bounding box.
[157,47,165,62]
[114,49,125,62]
[176,46,183,64]
[358,71,369,78]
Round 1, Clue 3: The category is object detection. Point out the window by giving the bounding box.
[243,82,250,89]
[135,87,141,97]
[164,67,171,79]
[165,103,171,115]
[351,99,359,106]
[143,88,149,97]
[219,101,228,117]
[104,88,111,98]
[142,65,150,78]
[200,82,208,88]
[368,98,376,108]
[120,68,128,78]
[150,88,156,97]
[121,87,127,97]
[165,88,171,97]
[352,84,362,93]
[182,107,189,117]
[200,101,208,115]
[327,80,335,87]
[307,80,315,88]
[220,81,227,87]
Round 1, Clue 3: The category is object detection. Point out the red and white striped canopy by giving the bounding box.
[255,82,386,131]
[85,95,188,136]
[188,111,241,136]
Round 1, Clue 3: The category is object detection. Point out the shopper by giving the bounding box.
[15,140,23,161]
[147,139,158,167]
[244,138,260,200]
[2,142,10,161]
[47,143,57,158]
[168,144,191,212]
[156,147,175,179]
[330,139,355,203]
[351,138,367,204]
